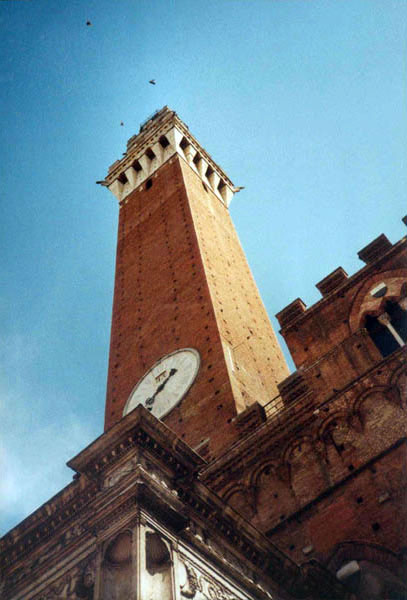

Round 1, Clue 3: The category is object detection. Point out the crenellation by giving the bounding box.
[277,234,406,342]
[316,267,348,297]
[275,298,307,329]
[100,107,237,207]
[277,371,310,406]
[358,233,393,264]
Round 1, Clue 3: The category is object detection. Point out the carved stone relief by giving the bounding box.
[75,557,96,599]
[179,557,242,600]
[180,559,199,598]
[32,554,96,600]
[249,463,296,530]
[103,457,139,489]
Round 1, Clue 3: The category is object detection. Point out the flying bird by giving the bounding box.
[86,20,92,26]
[120,122,124,126]
[149,79,156,85]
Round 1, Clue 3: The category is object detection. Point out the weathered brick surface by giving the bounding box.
[268,441,407,565]
[180,159,289,409]
[201,236,407,587]
[105,155,289,456]
[278,240,407,381]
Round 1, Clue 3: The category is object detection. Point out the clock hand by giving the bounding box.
[145,368,178,406]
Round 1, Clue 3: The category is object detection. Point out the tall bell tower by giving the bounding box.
[99,106,289,456]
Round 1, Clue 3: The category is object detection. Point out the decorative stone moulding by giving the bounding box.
[98,106,237,207]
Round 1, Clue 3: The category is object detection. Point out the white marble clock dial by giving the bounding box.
[123,348,200,419]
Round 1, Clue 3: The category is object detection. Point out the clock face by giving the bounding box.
[123,348,200,419]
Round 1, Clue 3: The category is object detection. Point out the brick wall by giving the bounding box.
[105,155,289,456]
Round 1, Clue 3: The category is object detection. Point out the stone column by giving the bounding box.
[378,313,405,347]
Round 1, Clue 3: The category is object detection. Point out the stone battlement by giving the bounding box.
[98,105,237,207]
[276,223,406,332]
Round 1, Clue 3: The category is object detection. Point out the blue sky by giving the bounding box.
[1,0,406,534]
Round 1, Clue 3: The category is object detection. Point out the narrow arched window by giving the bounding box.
[385,300,407,343]
[365,314,399,357]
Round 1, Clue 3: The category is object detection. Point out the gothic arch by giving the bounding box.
[353,385,402,419]
[327,540,403,577]
[222,483,256,518]
[317,410,350,441]
[317,410,361,459]
[282,436,328,503]
[249,460,278,490]
[390,364,407,409]
[390,362,407,386]
[348,269,407,333]
[282,435,315,466]
[247,459,296,530]
[222,482,248,503]
[327,541,407,600]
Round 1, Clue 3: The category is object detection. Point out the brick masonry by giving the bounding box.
[104,154,289,457]
[201,232,407,597]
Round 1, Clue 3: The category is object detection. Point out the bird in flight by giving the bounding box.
[86,21,92,26]
[149,79,156,85]
[120,122,124,126]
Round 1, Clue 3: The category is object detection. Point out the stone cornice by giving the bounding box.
[67,404,205,479]
[0,406,203,572]
[0,407,349,600]
[0,481,98,570]
[66,406,295,582]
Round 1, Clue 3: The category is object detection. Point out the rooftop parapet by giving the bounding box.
[98,106,238,207]
[276,224,404,329]
[316,267,348,297]
[357,234,393,264]
[276,298,307,329]
[277,371,310,405]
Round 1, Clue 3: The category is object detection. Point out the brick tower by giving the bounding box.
[99,106,289,456]
[0,107,354,600]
